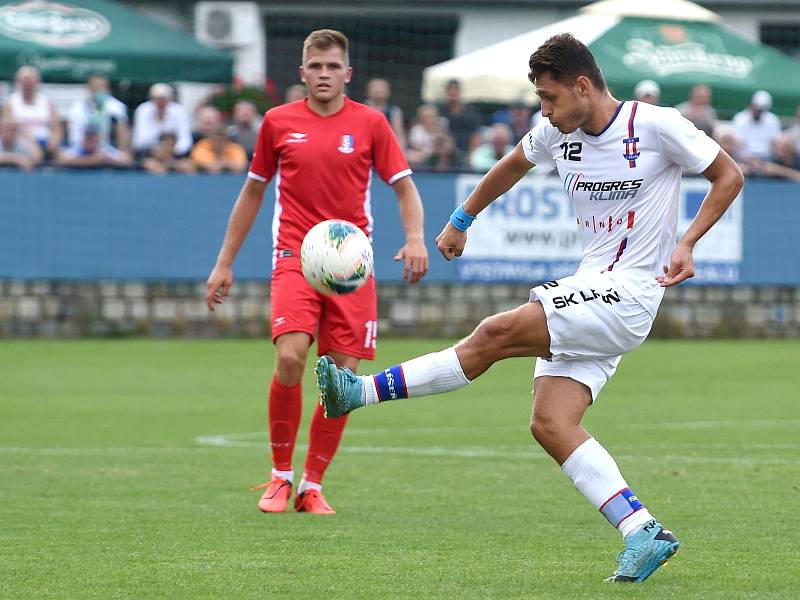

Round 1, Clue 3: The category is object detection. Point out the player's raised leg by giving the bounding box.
[316,301,551,417]
[254,331,311,513]
[531,376,679,582]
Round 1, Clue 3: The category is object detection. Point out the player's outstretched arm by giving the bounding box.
[391,175,429,284]
[437,143,533,261]
[206,177,268,310]
[657,149,744,287]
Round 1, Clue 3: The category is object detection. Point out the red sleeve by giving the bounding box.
[371,113,412,185]
[248,113,278,182]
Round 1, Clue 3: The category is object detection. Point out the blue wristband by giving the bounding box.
[449,203,477,232]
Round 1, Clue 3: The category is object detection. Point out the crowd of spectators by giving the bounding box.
[1,65,800,181]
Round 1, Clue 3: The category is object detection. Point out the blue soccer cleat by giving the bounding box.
[605,519,680,583]
[314,355,366,418]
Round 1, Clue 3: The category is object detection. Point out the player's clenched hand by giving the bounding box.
[435,222,467,261]
[394,237,429,284]
[206,263,233,311]
[656,243,695,287]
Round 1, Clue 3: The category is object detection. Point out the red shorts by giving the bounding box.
[269,258,377,359]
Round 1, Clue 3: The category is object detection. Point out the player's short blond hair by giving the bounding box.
[302,29,349,64]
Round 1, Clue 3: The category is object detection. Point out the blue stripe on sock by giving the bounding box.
[600,487,644,527]
[374,365,408,401]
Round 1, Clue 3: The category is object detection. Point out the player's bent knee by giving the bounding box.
[275,350,307,385]
[468,313,514,353]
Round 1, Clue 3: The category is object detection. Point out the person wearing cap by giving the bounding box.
[634,80,660,105]
[132,83,193,158]
[56,120,133,169]
[732,90,782,161]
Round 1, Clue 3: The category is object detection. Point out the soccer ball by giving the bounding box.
[300,220,374,296]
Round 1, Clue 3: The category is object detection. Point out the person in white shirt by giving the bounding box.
[132,83,192,158]
[68,74,130,150]
[732,90,781,161]
[316,33,743,585]
[2,66,63,157]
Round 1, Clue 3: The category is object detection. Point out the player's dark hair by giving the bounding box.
[528,33,606,91]
[303,29,349,63]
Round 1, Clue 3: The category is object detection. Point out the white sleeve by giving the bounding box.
[521,120,555,170]
[657,107,719,173]
[174,105,193,155]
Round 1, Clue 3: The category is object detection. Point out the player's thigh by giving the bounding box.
[270,262,322,344]
[318,276,377,360]
[468,300,551,358]
[533,354,622,404]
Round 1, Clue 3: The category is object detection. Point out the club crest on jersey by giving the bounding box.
[623,136,640,165]
[337,134,355,154]
[623,101,640,168]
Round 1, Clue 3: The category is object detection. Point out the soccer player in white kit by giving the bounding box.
[316,34,744,582]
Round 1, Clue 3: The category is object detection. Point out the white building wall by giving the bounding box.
[455,9,567,56]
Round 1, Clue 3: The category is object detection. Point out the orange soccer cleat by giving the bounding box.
[294,489,336,514]
[252,477,292,513]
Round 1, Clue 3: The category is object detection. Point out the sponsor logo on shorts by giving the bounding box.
[551,287,621,310]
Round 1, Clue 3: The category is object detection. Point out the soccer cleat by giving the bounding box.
[605,520,680,583]
[251,477,292,513]
[294,489,336,514]
[314,355,365,418]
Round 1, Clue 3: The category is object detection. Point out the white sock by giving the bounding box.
[361,346,470,405]
[561,437,654,538]
[297,478,321,495]
[271,468,293,484]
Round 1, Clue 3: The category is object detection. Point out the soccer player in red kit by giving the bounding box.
[205,29,428,514]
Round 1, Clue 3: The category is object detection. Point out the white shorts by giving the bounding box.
[530,270,654,401]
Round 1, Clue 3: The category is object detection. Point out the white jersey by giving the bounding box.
[523,101,720,316]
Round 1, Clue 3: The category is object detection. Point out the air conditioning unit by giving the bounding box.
[195,2,260,48]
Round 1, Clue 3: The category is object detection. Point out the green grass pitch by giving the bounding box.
[1,339,799,599]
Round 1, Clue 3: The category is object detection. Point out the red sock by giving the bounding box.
[303,402,349,484]
[268,376,302,472]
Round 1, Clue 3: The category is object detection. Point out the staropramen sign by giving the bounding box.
[623,24,753,79]
[0,1,111,48]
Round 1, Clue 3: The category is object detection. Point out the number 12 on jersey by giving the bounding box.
[560,142,582,161]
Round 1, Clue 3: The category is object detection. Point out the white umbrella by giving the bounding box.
[421,0,717,104]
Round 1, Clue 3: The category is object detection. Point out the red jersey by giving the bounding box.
[248,97,411,261]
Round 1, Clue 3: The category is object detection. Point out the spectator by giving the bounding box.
[676,84,717,138]
[772,134,800,171]
[2,66,62,157]
[469,123,514,172]
[732,90,781,161]
[56,122,133,169]
[507,100,534,144]
[420,131,465,172]
[68,74,129,151]
[284,84,306,104]
[406,104,445,166]
[141,132,196,175]
[192,105,223,144]
[786,104,800,155]
[226,100,260,159]
[190,126,248,173]
[132,83,193,158]
[0,119,42,170]
[634,80,660,105]
[437,79,482,153]
[364,77,406,149]
[717,125,800,183]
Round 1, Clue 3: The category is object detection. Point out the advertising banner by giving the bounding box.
[455,175,742,284]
